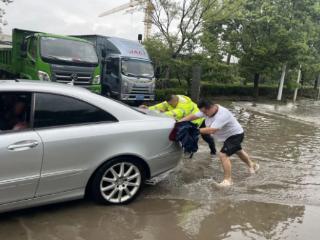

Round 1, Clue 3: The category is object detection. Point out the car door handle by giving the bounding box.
[7,140,39,151]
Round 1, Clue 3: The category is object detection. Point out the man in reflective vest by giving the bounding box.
[141,95,216,156]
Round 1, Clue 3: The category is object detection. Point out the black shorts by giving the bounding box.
[221,133,244,156]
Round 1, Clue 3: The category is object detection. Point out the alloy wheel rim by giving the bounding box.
[100,162,141,203]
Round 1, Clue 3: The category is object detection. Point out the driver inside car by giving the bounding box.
[2,96,29,131]
[11,100,29,130]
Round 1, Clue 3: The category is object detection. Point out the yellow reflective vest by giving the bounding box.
[149,95,204,127]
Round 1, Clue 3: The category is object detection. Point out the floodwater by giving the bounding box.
[1,100,320,240]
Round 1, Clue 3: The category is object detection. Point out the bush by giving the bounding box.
[201,83,279,97]
[155,88,187,101]
[156,83,318,100]
[156,78,188,89]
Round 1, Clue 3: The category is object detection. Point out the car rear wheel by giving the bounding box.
[90,158,145,204]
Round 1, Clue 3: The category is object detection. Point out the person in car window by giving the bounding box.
[8,100,29,131]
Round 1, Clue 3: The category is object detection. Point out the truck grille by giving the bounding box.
[130,86,149,94]
[51,64,94,86]
[54,72,92,85]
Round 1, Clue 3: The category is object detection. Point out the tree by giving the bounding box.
[150,0,211,58]
[150,0,243,57]
[148,0,242,89]
[143,37,173,87]
[203,0,320,98]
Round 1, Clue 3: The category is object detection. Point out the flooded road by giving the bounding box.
[1,100,320,240]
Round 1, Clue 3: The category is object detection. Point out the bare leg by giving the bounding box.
[236,149,254,168]
[219,152,232,182]
[236,149,258,173]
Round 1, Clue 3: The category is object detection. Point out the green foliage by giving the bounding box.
[156,84,318,100]
[147,0,244,89]
[201,83,277,97]
[203,0,320,90]
[202,61,244,84]
[147,0,320,98]
[155,88,187,101]
[143,38,172,76]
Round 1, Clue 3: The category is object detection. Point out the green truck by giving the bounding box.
[0,29,101,92]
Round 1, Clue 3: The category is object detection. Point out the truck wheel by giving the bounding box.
[90,158,145,205]
[134,100,144,106]
[102,86,111,98]
[104,90,111,97]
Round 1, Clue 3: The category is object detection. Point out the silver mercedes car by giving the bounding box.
[0,80,182,213]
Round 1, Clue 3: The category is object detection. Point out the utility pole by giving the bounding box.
[316,74,320,101]
[293,65,301,102]
[277,63,287,101]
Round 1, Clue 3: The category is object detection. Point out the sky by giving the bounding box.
[2,0,145,40]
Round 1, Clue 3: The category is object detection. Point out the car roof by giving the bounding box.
[0,80,91,96]
[0,80,145,121]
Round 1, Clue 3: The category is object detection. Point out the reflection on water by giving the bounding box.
[239,99,320,125]
[0,100,319,240]
[193,201,306,240]
[0,199,318,240]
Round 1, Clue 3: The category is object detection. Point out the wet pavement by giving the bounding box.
[1,100,320,240]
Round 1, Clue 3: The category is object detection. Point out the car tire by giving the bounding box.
[90,158,146,205]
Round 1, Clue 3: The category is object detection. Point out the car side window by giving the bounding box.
[34,93,118,128]
[0,92,32,132]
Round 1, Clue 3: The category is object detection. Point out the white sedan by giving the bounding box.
[0,80,182,213]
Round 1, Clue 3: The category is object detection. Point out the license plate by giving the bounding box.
[136,95,144,100]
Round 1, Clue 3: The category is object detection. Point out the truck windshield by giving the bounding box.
[40,37,98,64]
[121,59,154,78]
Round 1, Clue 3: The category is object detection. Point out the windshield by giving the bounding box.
[40,37,98,64]
[121,59,154,78]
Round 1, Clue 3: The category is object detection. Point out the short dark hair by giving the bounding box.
[197,99,214,109]
[166,95,176,102]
